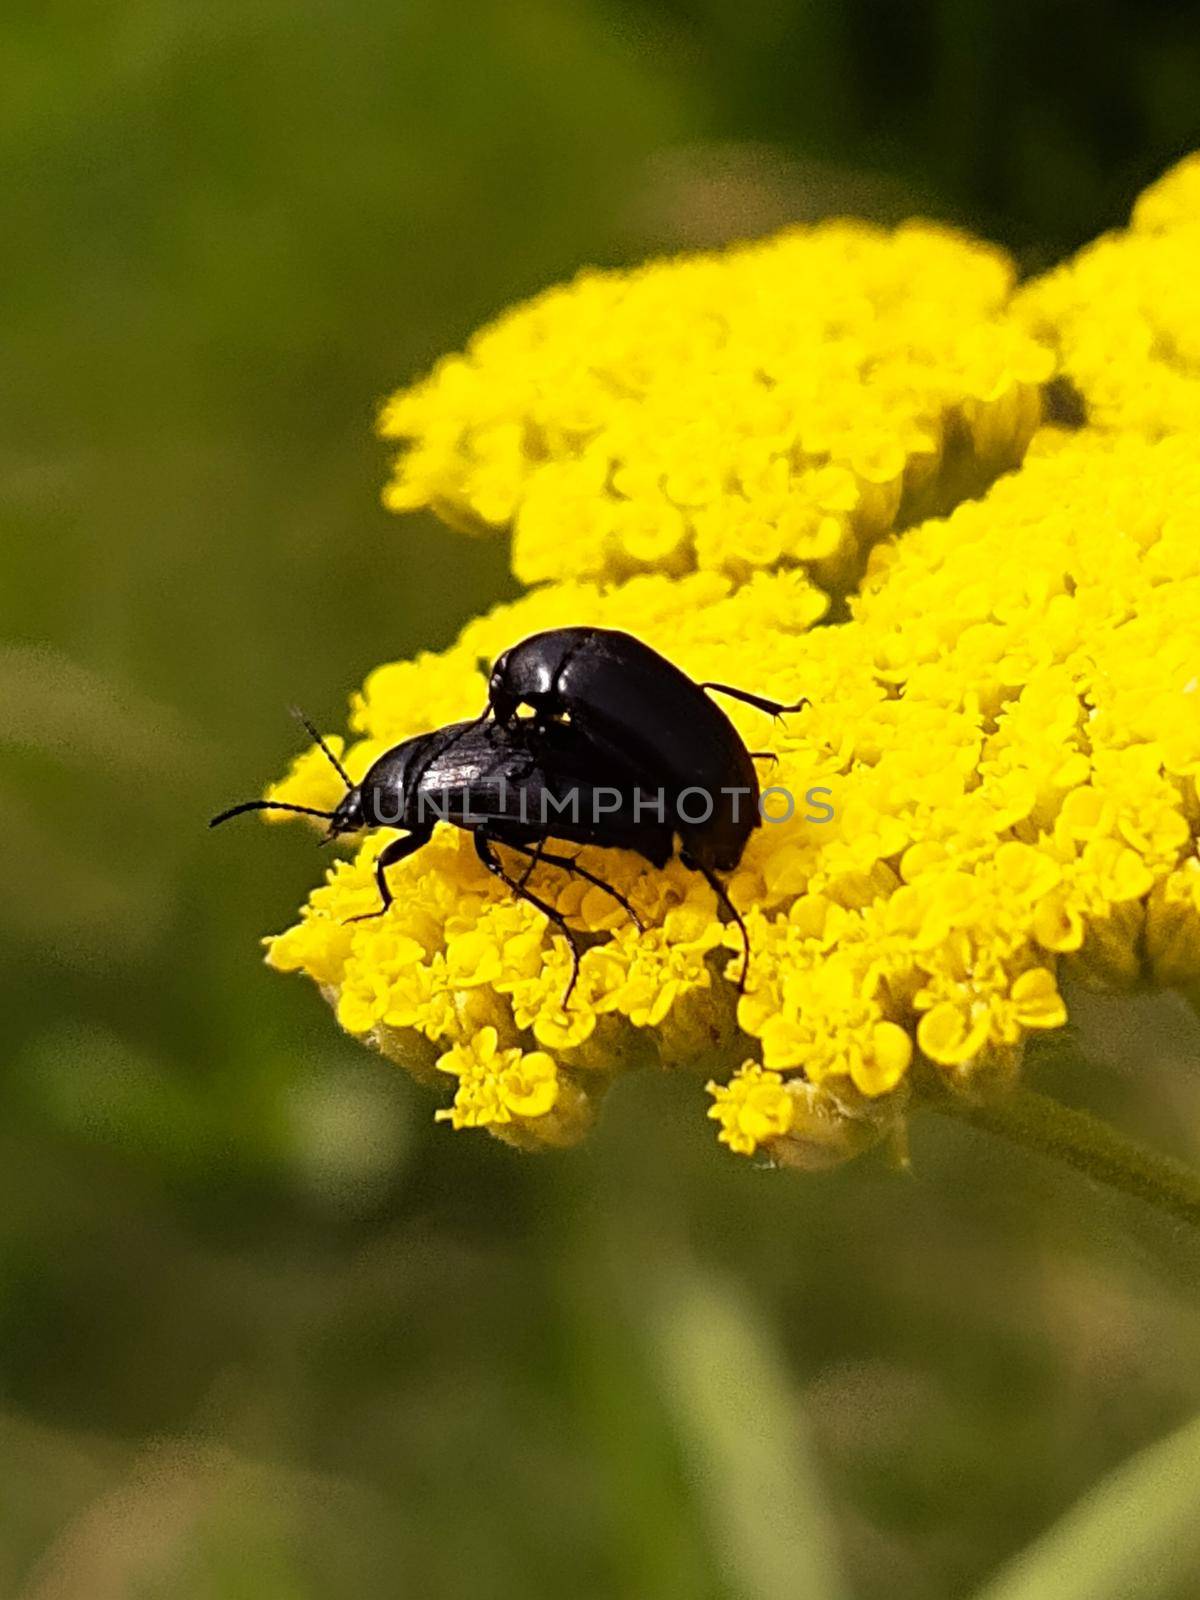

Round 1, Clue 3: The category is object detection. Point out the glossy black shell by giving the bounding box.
[354,718,673,867]
[488,627,759,870]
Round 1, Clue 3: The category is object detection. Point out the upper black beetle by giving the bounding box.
[211,714,672,999]
[480,627,806,986]
[486,626,804,871]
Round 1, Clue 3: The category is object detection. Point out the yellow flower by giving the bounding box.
[707,1064,796,1156]
[1131,152,1200,231]
[915,962,1067,1072]
[435,1027,560,1129]
[707,1067,908,1169]
[744,951,907,1096]
[254,158,1200,1163]
[1018,153,1200,437]
[379,221,1052,592]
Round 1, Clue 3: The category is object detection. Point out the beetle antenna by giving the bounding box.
[288,705,353,790]
[210,799,335,828]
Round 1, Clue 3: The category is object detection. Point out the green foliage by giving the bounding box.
[972,1409,1200,1600]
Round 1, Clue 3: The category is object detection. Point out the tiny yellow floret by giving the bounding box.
[707,1064,796,1156]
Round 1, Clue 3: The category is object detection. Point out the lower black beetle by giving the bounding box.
[485,626,805,874]
[213,628,797,997]
[212,716,676,999]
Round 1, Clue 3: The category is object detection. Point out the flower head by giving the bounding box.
[380,222,1051,592]
[1017,152,1200,437]
[258,159,1200,1164]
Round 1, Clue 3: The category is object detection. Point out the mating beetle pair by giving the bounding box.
[212,627,805,995]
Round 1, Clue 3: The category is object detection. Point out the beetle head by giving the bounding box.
[489,630,581,723]
[326,785,366,838]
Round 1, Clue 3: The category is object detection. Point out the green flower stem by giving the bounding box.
[928,1087,1200,1229]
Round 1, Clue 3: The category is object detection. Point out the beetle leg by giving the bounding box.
[474,830,583,1004]
[747,750,779,766]
[682,853,750,992]
[344,829,431,923]
[502,839,646,933]
[700,681,809,718]
[515,833,546,889]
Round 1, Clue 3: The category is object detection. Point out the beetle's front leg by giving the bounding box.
[344,828,431,923]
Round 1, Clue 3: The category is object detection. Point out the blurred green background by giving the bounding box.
[5,2,1200,1595]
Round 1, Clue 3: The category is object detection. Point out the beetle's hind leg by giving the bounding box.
[474,830,583,1005]
[700,681,809,718]
[502,839,646,933]
[683,853,750,992]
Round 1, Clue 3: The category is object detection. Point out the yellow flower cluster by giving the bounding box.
[265,422,1200,1158]
[380,223,1051,591]
[1018,153,1200,436]
[258,157,1200,1162]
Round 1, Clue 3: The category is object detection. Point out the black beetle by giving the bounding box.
[485,626,804,872]
[212,714,674,999]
